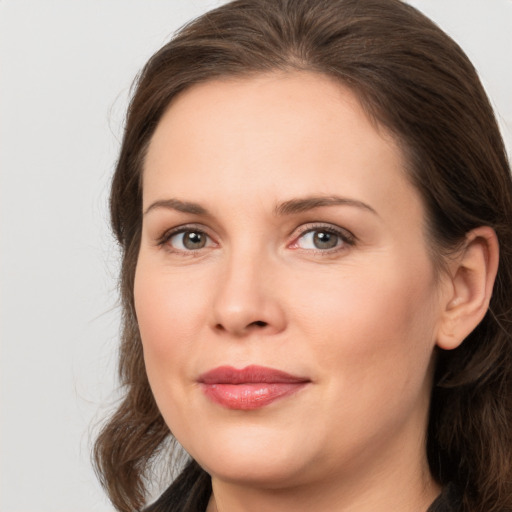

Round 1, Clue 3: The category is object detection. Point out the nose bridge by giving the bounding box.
[211,240,285,336]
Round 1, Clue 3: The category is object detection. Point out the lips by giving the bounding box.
[198,365,310,410]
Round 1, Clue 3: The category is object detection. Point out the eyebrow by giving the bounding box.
[144,195,377,217]
[275,195,378,216]
[144,198,209,216]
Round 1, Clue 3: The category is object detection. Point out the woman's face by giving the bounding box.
[135,72,449,489]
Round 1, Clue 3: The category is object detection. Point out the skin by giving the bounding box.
[134,72,481,511]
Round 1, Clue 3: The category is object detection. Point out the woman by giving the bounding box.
[94,0,512,511]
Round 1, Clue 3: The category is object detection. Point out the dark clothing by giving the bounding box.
[427,483,462,512]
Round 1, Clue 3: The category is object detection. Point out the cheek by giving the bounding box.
[133,259,212,384]
[289,257,438,391]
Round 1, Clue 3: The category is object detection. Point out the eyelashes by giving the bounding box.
[157,222,356,256]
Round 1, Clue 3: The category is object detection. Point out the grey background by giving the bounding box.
[1,1,511,511]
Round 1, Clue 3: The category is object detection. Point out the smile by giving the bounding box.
[198,365,310,410]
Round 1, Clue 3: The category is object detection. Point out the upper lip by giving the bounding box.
[198,365,310,384]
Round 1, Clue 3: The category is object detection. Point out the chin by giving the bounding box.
[182,423,316,487]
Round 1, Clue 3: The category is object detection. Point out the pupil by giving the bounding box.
[184,232,205,249]
[313,231,337,249]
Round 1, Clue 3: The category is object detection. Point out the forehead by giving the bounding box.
[146,71,397,167]
[142,71,418,222]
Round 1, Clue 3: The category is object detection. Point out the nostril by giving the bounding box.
[213,319,270,334]
[250,321,268,328]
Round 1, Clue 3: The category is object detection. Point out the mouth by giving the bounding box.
[198,365,310,410]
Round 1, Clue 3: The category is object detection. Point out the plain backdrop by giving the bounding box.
[0,1,511,511]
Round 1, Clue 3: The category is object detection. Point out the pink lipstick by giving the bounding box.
[198,365,310,410]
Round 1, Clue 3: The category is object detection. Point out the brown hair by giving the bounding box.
[93,1,512,511]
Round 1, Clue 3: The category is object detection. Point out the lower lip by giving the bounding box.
[201,382,307,410]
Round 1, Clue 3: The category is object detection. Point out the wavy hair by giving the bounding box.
[93,1,512,511]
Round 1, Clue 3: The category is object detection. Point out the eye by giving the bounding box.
[291,225,354,252]
[296,229,341,250]
[162,228,215,252]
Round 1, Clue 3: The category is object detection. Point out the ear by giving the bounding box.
[436,226,499,350]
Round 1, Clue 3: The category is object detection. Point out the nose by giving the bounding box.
[210,251,287,337]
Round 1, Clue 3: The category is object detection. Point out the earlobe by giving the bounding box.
[436,226,499,350]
